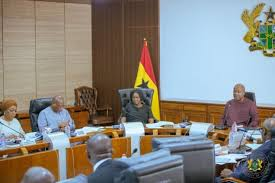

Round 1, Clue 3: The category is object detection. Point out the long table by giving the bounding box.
[0,127,230,182]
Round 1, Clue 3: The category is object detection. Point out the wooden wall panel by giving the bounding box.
[92,0,124,120]
[92,0,159,119]
[161,100,275,127]
[65,0,92,105]
[0,150,59,183]
[36,0,66,99]
[123,0,159,87]
[0,0,3,101]
[3,0,36,109]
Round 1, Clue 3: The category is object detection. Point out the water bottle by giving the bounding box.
[65,125,71,137]
[121,154,127,159]
[228,122,237,150]
[0,133,6,149]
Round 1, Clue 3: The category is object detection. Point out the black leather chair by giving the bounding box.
[29,98,52,132]
[116,149,184,183]
[118,88,154,111]
[245,92,256,103]
[153,138,215,183]
[118,88,154,122]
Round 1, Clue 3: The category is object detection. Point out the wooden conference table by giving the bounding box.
[0,127,231,183]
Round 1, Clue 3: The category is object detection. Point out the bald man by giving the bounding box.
[21,167,55,183]
[220,118,275,182]
[87,134,128,183]
[221,83,258,127]
[38,96,75,133]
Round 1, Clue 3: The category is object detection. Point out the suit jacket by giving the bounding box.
[231,140,271,182]
[88,159,129,183]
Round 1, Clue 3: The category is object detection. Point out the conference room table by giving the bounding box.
[0,126,233,182]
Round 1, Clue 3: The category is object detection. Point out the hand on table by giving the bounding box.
[59,121,69,132]
[220,168,233,178]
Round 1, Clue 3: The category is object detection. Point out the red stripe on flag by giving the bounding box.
[140,41,157,84]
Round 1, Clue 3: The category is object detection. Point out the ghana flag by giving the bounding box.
[134,39,160,120]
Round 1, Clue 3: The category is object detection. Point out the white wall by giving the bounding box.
[160,0,275,105]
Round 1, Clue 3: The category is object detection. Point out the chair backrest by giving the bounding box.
[29,98,52,132]
[152,136,207,150]
[116,150,184,183]
[74,86,97,114]
[118,149,171,166]
[153,138,215,183]
[245,92,256,103]
[118,88,154,110]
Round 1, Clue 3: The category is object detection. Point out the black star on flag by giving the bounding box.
[137,79,149,88]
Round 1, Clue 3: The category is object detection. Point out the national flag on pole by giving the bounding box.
[134,39,160,120]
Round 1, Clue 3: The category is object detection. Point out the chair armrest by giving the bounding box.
[221,177,246,183]
[96,106,112,116]
[97,106,112,111]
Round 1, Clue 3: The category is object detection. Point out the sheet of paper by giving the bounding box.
[246,143,262,150]
[123,122,145,157]
[81,126,104,134]
[215,154,247,165]
[145,121,174,129]
[189,122,214,136]
[44,132,70,180]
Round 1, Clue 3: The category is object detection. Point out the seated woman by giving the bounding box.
[0,99,25,139]
[120,89,154,124]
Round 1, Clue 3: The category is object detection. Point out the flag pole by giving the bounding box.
[144,38,147,47]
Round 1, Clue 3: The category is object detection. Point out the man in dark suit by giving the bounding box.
[220,118,275,182]
[87,133,129,183]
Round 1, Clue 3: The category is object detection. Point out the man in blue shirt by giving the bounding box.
[38,96,75,133]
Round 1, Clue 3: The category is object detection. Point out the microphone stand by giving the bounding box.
[0,121,25,139]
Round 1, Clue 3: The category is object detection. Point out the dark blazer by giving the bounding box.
[231,140,271,182]
[88,159,129,183]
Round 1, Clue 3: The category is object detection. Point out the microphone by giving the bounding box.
[0,121,25,139]
[131,148,138,156]
[245,128,261,142]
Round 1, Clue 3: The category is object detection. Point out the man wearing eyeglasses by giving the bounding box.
[221,83,258,127]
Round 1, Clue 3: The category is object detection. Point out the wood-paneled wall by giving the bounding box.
[0,0,92,110]
[161,100,275,127]
[92,0,159,120]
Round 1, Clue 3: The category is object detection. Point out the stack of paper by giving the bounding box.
[189,122,214,136]
[145,121,174,129]
[216,154,247,165]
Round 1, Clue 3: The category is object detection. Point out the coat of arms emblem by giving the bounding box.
[242,3,275,57]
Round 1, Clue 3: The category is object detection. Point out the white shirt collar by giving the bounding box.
[93,158,111,171]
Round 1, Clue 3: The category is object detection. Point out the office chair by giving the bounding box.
[29,97,52,132]
[153,138,215,183]
[116,149,184,183]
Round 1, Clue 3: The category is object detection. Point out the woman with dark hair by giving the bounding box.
[120,89,154,124]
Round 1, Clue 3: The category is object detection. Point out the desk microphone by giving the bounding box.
[131,148,138,156]
[246,128,262,141]
[0,121,25,139]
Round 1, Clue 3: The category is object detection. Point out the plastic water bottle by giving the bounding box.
[121,154,127,159]
[65,125,71,137]
[0,133,6,149]
[228,122,237,150]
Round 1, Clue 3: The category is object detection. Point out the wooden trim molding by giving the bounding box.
[160,100,275,126]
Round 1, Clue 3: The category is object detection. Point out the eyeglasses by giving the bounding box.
[7,109,17,113]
